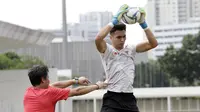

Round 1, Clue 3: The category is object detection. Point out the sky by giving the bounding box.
[0,0,147,45]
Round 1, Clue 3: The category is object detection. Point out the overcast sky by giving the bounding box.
[0,0,147,45]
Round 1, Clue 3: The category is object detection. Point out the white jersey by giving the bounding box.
[100,43,137,93]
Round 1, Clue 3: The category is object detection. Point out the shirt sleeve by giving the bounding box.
[100,43,113,60]
[49,86,70,102]
[127,44,137,56]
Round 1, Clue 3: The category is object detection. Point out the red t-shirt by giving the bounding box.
[23,86,70,112]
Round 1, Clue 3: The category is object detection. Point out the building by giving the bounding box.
[80,11,113,30]
[79,11,113,40]
[47,11,113,41]
[146,0,200,27]
[65,11,113,40]
[153,23,200,57]
[46,11,112,41]
[146,0,200,58]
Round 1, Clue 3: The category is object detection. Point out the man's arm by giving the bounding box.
[135,7,158,53]
[136,28,158,53]
[50,80,75,88]
[50,77,90,88]
[95,24,113,53]
[49,81,107,102]
[95,4,129,53]
[68,81,107,97]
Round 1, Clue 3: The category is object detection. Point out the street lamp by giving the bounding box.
[62,0,68,69]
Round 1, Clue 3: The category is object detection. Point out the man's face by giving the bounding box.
[110,30,126,50]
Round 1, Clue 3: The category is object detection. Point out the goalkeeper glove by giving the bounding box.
[138,7,148,30]
[111,4,129,25]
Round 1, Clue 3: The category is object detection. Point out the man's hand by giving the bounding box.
[78,77,90,85]
[137,7,148,30]
[95,81,108,89]
[112,4,129,25]
[138,7,146,24]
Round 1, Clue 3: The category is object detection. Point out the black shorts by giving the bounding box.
[100,91,139,112]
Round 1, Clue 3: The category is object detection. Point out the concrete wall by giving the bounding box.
[0,69,57,112]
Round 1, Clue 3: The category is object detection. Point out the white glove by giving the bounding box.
[138,7,148,30]
[112,4,129,25]
[137,7,146,23]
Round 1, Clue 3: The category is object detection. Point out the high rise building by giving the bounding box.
[79,11,113,40]
[146,0,200,58]
[146,0,200,27]
[152,23,200,58]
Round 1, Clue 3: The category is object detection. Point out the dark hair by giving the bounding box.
[28,65,49,86]
[110,23,126,34]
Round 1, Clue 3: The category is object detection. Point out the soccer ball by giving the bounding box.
[121,7,141,24]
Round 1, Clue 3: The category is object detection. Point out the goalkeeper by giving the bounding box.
[95,4,158,112]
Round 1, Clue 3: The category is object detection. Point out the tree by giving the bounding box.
[134,60,170,88]
[0,52,45,70]
[20,55,45,69]
[4,52,20,60]
[0,54,13,69]
[158,32,200,86]
[3,52,24,69]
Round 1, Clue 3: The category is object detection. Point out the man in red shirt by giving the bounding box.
[24,65,107,112]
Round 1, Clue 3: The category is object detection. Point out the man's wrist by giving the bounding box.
[108,22,114,28]
[73,77,79,84]
[94,84,100,90]
[111,16,119,26]
[139,21,148,30]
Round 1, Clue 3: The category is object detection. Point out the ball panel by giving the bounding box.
[121,15,129,24]
[121,7,141,24]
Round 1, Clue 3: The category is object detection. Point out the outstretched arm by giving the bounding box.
[50,80,75,88]
[68,81,107,97]
[136,8,158,53]
[50,81,107,102]
[50,77,90,88]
